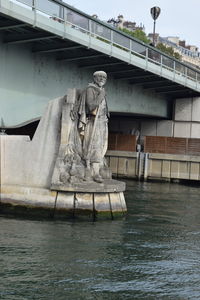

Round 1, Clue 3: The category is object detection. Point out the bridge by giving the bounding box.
[0,0,200,127]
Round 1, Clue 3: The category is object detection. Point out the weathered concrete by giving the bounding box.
[174,98,193,121]
[0,185,126,219]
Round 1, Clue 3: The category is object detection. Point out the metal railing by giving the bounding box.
[12,0,200,85]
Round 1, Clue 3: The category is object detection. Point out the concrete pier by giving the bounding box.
[0,92,127,220]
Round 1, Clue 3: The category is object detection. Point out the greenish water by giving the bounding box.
[1,180,200,299]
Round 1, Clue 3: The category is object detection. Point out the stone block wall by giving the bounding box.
[173,97,200,138]
[109,97,200,142]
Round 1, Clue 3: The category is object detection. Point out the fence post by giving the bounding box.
[33,0,37,27]
[129,39,132,64]
[88,19,92,49]
[173,60,176,80]
[145,47,148,70]
[196,71,198,89]
[110,30,113,57]
[160,54,163,75]
[144,153,149,181]
[185,67,188,86]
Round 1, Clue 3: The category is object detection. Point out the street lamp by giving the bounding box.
[150,6,161,46]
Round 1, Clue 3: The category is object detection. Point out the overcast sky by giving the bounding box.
[64,0,200,49]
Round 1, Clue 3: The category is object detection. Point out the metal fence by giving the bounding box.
[13,0,200,84]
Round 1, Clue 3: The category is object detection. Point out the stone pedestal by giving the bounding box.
[0,185,126,220]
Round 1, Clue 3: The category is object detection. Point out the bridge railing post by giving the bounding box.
[160,54,163,75]
[110,30,113,56]
[88,19,92,48]
[185,67,188,85]
[145,47,148,70]
[32,0,37,27]
[173,60,176,80]
[129,39,132,64]
[63,6,67,39]
[196,71,198,89]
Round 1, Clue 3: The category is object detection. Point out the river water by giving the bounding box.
[1,180,200,299]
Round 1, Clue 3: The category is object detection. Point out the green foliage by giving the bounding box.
[119,28,151,44]
[156,43,182,60]
[119,27,182,61]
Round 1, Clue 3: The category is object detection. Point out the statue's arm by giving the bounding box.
[86,87,105,114]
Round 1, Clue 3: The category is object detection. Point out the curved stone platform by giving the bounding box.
[0,185,127,220]
[51,179,126,193]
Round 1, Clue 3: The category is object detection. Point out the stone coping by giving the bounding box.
[51,179,126,193]
[106,150,137,158]
[148,153,200,162]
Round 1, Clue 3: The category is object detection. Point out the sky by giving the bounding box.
[63,0,200,49]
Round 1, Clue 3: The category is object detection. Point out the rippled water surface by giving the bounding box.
[1,180,200,299]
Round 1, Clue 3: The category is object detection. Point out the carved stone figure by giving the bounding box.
[51,72,116,191]
[78,71,109,183]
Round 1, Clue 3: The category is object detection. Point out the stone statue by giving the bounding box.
[78,71,109,183]
[52,71,111,189]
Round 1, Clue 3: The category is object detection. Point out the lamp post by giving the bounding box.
[150,6,161,46]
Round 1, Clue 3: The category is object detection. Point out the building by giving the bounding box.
[107,15,145,32]
[148,33,200,69]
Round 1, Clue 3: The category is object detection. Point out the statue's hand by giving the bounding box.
[99,89,105,98]
[97,89,105,104]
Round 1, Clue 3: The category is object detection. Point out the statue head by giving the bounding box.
[93,71,107,87]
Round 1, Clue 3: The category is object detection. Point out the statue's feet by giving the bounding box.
[93,174,103,183]
[83,168,91,181]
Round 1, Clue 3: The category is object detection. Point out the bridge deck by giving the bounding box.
[0,0,200,99]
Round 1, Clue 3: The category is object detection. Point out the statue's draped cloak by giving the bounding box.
[78,83,108,164]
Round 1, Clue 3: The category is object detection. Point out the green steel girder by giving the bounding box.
[155,85,183,93]
[113,69,146,79]
[32,44,84,53]
[80,62,125,69]
[4,32,57,44]
[159,89,190,94]
[0,22,27,30]
[129,75,158,83]
[108,67,139,75]
[57,53,106,62]
[143,80,173,89]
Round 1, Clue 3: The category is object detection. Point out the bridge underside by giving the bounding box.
[1,13,199,99]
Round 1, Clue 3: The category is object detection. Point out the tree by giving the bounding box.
[119,27,182,61]
[156,43,182,60]
[120,28,151,44]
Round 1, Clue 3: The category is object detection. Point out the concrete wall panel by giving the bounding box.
[174,122,191,138]
[174,98,192,121]
[192,97,200,122]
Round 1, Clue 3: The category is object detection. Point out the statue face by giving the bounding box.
[94,73,107,87]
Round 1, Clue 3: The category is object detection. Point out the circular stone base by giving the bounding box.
[51,179,126,193]
[0,185,127,220]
